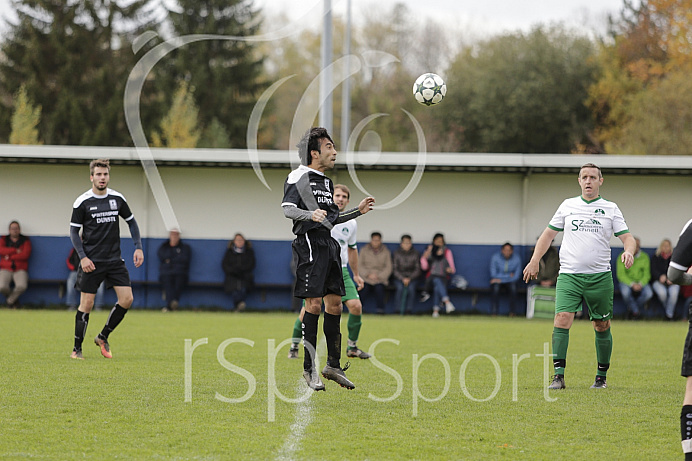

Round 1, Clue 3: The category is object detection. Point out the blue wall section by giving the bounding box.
[9,236,681,318]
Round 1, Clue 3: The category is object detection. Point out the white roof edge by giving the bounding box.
[0,144,691,170]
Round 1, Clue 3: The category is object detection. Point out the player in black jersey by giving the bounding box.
[69,159,144,359]
[282,127,374,391]
[669,219,692,459]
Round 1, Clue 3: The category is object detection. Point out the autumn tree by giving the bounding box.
[152,81,201,148]
[9,85,42,145]
[588,0,692,153]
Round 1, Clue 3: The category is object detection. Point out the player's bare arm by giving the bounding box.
[358,197,375,214]
[618,233,636,269]
[523,227,559,283]
[348,247,364,290]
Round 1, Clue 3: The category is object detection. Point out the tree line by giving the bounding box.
[2,0,691,154]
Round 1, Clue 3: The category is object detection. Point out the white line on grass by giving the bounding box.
[275,336,326,461]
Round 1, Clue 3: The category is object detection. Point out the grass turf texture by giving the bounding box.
[0,310,685,460]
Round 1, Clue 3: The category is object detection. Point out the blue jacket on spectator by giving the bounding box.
[489,251,522,284]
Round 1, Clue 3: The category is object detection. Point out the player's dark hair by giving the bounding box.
[90,158,111,175]
[401,234,412,242]
[371,231,382,239]
[334,184,350,199]
[503,242,513,250]
[580,163,601,178]
[8,220,20,230]
[297,127,333,166]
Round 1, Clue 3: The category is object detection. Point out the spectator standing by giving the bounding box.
[359,232,392,314]
[0,221,31,308]
[157,229,191,312]
[616,236,653,319]
[421,233,456,318]
[489,242,522,316]
[222,233,255,311]
[650,238,679,320]
[392,234,421,314]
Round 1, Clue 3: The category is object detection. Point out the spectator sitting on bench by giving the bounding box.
[616,236,653,319]
[420,233,456,318]
[0,221,31,309]
[359,232,392,315]
[392,234,421,315]
[489,242,522,317]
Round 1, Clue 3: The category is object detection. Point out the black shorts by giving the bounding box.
[76,259,131,294]
[292,230,344,299]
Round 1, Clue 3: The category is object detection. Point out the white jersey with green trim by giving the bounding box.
[331,220,357,268]
[548,196,629,274]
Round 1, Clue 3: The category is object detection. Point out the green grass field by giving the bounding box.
[0,309,687,460]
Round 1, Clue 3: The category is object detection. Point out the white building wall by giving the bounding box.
[1,162,690,248]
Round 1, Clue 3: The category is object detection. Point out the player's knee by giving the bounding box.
[593,319,610,332]
[80,298,95,311]
[553,312,573,329]
[349,302,362,315]
[304,298,321,314]
[118,294,134,308]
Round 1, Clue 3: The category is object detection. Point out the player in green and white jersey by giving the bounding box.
[523,163,636,390]
[288,184,371,360]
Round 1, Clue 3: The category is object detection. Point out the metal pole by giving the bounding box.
[319,0,333,133]
[340,0,351,149]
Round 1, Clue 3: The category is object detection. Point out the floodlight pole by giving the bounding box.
[340,0,351,150]
[319,0,333,134]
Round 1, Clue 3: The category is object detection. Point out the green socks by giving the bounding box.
[552,327,570,375]
[291,317,301,348]
[595,328,612,377]
[347,313,362,347]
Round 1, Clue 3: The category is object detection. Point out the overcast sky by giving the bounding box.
[254,0,625,35]
[0,0,626,37]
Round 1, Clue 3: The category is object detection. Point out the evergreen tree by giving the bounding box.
[9,84,42,145]
[160,0,265,148]
[0,0,160,145]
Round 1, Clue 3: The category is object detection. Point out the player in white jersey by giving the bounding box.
[288,184,371,360]
[523,163,636,390]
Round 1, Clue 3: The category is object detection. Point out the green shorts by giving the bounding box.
[555,272,614,321]
[342,267,360,303]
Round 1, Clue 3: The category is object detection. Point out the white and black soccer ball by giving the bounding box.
[413,72,446,106]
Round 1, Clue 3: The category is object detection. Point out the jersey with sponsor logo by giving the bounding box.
[548,196,629,274]
[671,218,692,271]
[331,220,357,268]
[70,189,134,262]
[282,165,339,235]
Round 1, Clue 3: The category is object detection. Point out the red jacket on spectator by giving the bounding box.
[0,234,32,272]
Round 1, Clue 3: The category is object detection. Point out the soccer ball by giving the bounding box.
[413,73,446,106]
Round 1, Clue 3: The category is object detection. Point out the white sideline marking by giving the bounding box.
[275,380,313,461]
[275,336,326,461]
